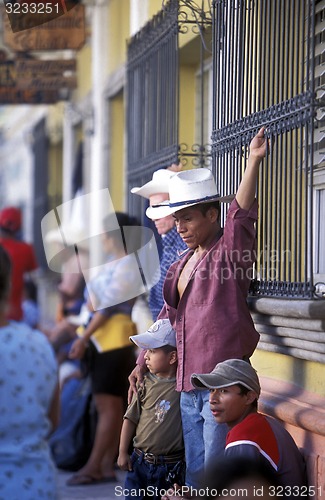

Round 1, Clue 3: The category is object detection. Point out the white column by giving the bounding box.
[89,0,110,270]
[62,103,76,222]
[130,0,148,36]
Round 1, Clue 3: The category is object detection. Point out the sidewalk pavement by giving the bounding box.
[58,469,126,500]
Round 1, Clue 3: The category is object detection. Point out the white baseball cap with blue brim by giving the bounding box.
[130,318,176,349]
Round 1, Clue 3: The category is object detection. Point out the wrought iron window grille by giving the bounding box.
[211,0,324,300]
[127,0,216,218]
[163,0,213,52]
[170,0,214,169]
[212,91,317,156]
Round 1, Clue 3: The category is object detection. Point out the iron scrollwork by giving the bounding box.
[212,91,317,156]
[162,0,213,51]
[178,143,212,168]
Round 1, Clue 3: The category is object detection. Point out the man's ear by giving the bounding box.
[207,206,220,224]
[169,350,178,365]
[245,391,258,406]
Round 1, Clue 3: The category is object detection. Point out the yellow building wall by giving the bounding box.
[179,65,196,164]
[109,91,125,211]
[148,0,198,48]
[75,43,92,101]
[48,142,63,211]
[252,350,325,397]
[108,0,130,72]
[46,103,65,211]
[148,0,165,18]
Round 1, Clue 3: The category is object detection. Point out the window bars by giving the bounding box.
[126,0,179,212]
[126,0,213,216]
[211,0,324,299]
[126,0,324,299]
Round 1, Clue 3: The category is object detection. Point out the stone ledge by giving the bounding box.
[259,376,325,437]
[259,377,325,496]
[248,296,325,320]
[248,296,325,362]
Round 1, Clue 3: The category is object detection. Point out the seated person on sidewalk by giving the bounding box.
[118,319,185,500]
[191,359,307,493]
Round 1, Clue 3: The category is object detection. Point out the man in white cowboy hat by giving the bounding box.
[129,127,268,487]
[131,167,187,321]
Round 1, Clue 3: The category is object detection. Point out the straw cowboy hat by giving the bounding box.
[130,169,176,199]
[146,168,234,220]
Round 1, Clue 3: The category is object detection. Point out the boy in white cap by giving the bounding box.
[118,319,184,499]
[131,168,187,321]
[191,359,307,492]
[129,128,269,487]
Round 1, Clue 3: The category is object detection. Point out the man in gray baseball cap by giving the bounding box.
[191,359,307,493]
[191,358,260,396]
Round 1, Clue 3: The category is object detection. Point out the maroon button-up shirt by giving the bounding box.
[138,199,260,392]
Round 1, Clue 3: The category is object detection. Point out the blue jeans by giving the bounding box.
[124,450,185,500]
[180,390,228,488]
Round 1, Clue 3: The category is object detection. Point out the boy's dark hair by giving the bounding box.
[160,344,177,354]
[238,383,258,409]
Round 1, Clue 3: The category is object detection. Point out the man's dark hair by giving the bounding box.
[238,383,258,409]
[195,201,220,219]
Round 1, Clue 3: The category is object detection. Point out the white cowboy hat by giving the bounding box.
[146,168,234,220]
[130,169,176,199]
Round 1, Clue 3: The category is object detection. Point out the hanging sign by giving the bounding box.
[3,4,86,51]
[15,58,78,90]
[0,56,77,102]
[0,88,59,104]
[4,0,80,32]
[16,75,77,90]
[15,59,77,74]
[0,60,15,86]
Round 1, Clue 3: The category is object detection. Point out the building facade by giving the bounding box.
[0,0,324,493]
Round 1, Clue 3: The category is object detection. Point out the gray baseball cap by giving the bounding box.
[130,318,176,349]
[191,359,260,396]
